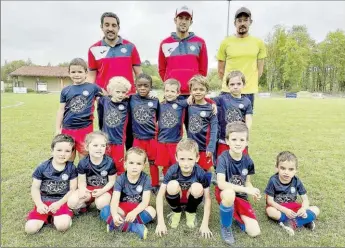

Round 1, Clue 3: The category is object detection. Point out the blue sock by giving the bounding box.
[220,203,234,228]
[295,210,316,227]
[100,205,111,222]
[235,220,246,232]
[205,172,212,186]
[278,212,288,222]
[136,210,153,224]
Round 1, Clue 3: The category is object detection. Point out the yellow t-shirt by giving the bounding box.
[217,35,267,94]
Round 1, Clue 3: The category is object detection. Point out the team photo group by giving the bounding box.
[24,6,320,246]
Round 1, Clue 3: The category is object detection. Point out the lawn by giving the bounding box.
[1,93,345,247]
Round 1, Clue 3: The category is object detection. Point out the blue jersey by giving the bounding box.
[187,103,218,153]
[216,152,255,200]
[114,172,152,203]
[163,163,210,190]
[129,94,159,140]
[213,93,252,141]
[60,83,102,129]
[77,155,116,187]
[265,174,307,204]
[158,99,188,143]
[32,159,78,202]
[98,96,129,145]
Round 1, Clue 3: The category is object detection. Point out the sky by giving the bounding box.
[1,1,345,69]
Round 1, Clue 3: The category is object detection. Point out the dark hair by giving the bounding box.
[136,73,153,86]
[226,70,246,87]
[68,58,88,73]
[101,12,120,27]
[276,151,298,168]
[225,121,249,140]
[51,134,75,151]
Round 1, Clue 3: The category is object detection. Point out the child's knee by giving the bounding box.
[67,192,82,209]
[189,183,204,198]
[246,222,261,237]
[309,206,320,217]
[166,180,180,195]
[25,220,43,234]
[266,206,280,219]
[220,188,235,206]
[95,194,111,210]
[54,218,72,232]
[145,206,156,219]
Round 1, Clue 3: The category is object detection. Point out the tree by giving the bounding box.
[1,59,35,84]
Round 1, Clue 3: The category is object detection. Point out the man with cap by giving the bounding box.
[217,7,267,109]
[158,6,208,98]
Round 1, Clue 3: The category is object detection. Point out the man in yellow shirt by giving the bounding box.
[217,7,267,108]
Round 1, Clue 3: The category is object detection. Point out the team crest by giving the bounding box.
[239,104,244,109]
[161,109,178,128]
[290,187,296,194]
[121,47,127,53]
[172,103,178,109]
[136,185,143,193]
[148,102,153,107]
[82,90,90,96]
[189,45,196,51]
[189,115,203,134]
[242,169,248,176]
[226,108,243,123]
[101,170,108,177]
[70,95,87,113]
[118,104,125,110]
[200,111,206,117]
[133,105,151,124]
[61,174,69,181]
[105,109,122,128]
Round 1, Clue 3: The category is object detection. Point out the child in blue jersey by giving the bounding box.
[98,76,132,175]
[212,71,252,157]
[25,134,78,234]
[155,139,212,239]
[100,147,156,239]
[56,58,102,161]
[129,73,160,193]
[67,131,117,214]
[265,151,320,236]
[187,75,218,184]
[216,122,261,245]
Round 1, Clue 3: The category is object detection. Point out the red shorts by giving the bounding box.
[155,142,177,167]
[119,202,139,215]
[215,186,257,224]
[198,151,213,170]
[62,125,93,154]
[133,138,157,161]
[106,144,125,174]
[217,143,248,158]
[85,185,113,205]
[27,201,73,224]
[266,202,302,212]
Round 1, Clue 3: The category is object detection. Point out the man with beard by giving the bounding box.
[158,6,208,99]
[217,7,267,109]
[87,12,142,94]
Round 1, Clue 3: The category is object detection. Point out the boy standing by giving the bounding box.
[216,122,261,245]
[265,151,320,236]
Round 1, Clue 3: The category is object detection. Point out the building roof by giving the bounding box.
[10,66,69,77]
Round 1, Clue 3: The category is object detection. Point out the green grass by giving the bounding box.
[1,93,345,247]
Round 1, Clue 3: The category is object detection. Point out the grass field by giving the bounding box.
[1,93,345,247]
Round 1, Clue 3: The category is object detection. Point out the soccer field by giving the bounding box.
[1,93,345,247]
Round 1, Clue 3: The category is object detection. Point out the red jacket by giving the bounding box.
[158,32,208,95]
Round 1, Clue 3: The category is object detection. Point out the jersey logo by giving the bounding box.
[148,102,153,107]
[242,169,248,176]
[161,108,178,128]
[101,170,108,177]
[200,111,206,117]
[133,105,151,124]
[121,47,127,53]
[118,104,125,110]
[136,185,143,193]
[226,108,243,123]
[61,174,69,181]
[238,103,244,109]
[90,46,110,60]
[70,95,87,113]
[188,114,203,134]
[172,103,178,109]
[189,45,196,51]
[162,42,179,57]
[230,175,244,186]
[105,108,122,128]
[82,90,90,96]
[290,187,296,194]
[41,180,68,194]
[87,175,107,187]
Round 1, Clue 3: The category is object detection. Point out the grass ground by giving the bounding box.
[1,93,345,247]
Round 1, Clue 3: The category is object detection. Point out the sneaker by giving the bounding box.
[186,212,197,228]
[107,221,116,233]
[220,225,235,245]
[130,223,148,240]
[304,221,316,231]
[279,219,297,236]
[151,186,160,195]
[167,212,182,228]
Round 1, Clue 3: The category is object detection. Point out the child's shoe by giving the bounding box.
[185,212,197,228]
[167,212,181,228]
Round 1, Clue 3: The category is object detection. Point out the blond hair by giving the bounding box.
[84,131,109,150]
[225,121,249,140]
[226,70,246,86]
[107,76,132,94]
[164,78,181,92]
[188,75,209,92]
[176,138,199,156]
[125,147,148,165]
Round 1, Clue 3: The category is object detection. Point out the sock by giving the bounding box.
[295,210,316,227]
[220,203,234,228]
[100,205,111,222]
[166,193,182,212]
[205,172,212,186]
[136,210,153,224]
[278,212,288,222]
[163,166,169,175]
[149,161,159,187]
[186,194,203,213]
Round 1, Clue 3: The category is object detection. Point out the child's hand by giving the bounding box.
[113,213,124,225]
[296,207,307,218]
[211,104,218,115]
[55,128,61,135]
[91,189,103,198]
[246,187,261,198]
[48,202,62,214]
[148,91,158,100]
[155,223,168,237]
[37,203,49,214]
[125,211,138,222]
[186,95,194,105]
[199,224,213,239]
[253,193,262,202]
[283,208,297,219]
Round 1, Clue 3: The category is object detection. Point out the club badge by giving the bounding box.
[61,174,69,181]
[200,111,206,117]
[172,103,178,109]
[290,187,296,194]
[121,48,127,53]
[242,169,248,176]
[148,102,153,107]
[189,45,196,51]
[239,104,244,109]
[101,170,108,177]
[136,185,143,193]
[82,90,89,96]
[118,104,125,110]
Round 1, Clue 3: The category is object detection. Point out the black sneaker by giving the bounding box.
[220,225,235,245]
[304,221,316,231]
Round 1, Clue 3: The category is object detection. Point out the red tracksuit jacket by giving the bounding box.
[158,32,208,95]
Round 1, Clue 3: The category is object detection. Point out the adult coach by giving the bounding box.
[87,12,142,94]
[158,6,208,98]
[217,7,267,108]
